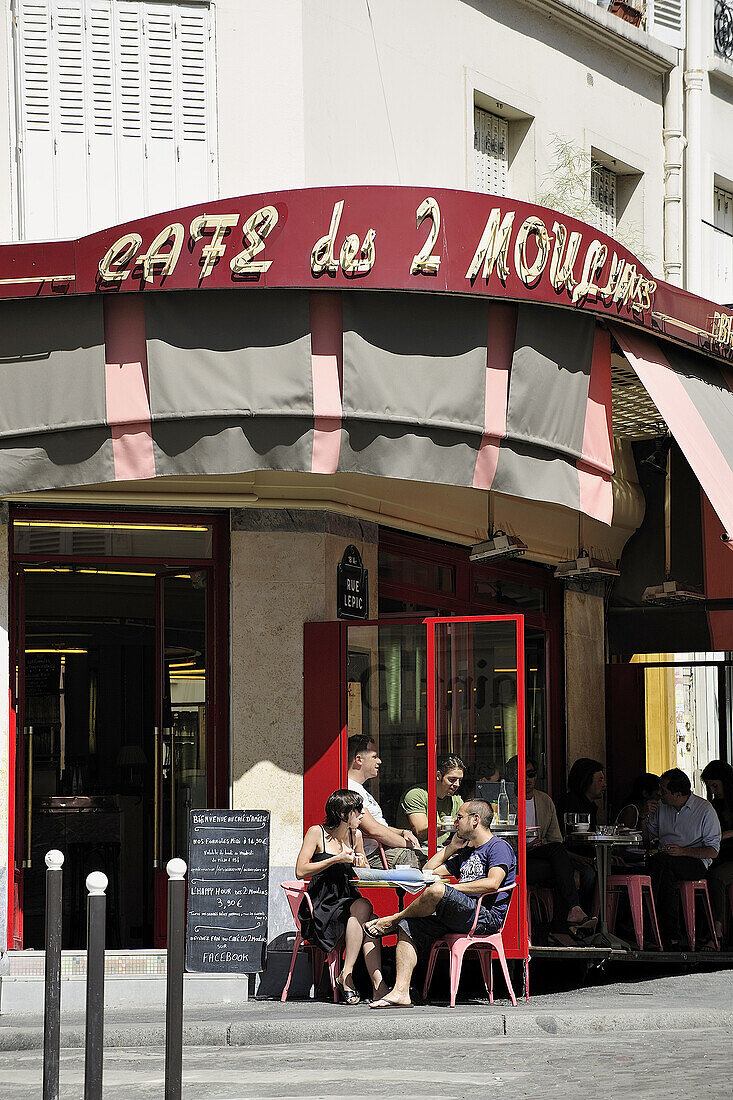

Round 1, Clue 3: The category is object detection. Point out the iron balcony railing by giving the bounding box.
[715,0,733,62]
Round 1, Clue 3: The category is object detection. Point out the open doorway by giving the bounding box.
[10,511,228,950]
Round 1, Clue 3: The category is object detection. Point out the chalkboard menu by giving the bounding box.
[185,809,270,974]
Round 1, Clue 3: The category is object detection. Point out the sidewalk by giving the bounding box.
[1,967,731,1050]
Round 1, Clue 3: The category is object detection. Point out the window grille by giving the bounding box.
[473,107,508,196]
[590,162,617,237]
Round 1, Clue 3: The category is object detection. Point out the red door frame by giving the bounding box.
[7,505,230,950]
[302,613,529,961]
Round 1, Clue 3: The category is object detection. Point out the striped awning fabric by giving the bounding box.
[0,289,614,523]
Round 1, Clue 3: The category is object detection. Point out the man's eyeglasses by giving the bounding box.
[526,770,537,779]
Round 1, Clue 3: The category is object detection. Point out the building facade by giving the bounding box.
[0,1,732,965]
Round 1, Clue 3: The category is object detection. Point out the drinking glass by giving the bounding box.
[564,813,579,831]
[507,813,517,825]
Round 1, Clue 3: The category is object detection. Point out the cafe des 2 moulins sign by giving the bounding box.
[3,186,732,362]
[337,545,368,620]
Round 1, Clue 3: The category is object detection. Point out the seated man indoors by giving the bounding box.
[645,767,721,949]
[347,735,423,869]
[398,754,465,848]
[505,755,595,934]
[363,799,515,1009]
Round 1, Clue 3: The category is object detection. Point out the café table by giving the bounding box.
[568,829,643,949]
[491,824,541,841]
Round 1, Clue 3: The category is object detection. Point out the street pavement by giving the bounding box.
[1,1029,731,1098]
[0,966,731,1096]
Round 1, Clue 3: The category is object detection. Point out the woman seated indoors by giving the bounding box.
[614,772,661,867]
[295,788,388,1005]
[701,760,733,947]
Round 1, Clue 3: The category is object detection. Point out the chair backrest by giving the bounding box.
[469,881,517,936]
[281,880,312,931]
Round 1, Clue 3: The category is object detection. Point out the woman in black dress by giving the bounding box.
[296,789,387,1005]
[701,760,733,945]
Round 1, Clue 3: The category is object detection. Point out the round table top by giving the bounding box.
[569,831,642,845]
[491,824,541,838]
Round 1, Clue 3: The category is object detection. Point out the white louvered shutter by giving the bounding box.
[14,0,216,239]
[87,1,117,231]
[175,3,210,208]
[114,0,145,221]
[473,107,508,197]
[648,0,686,51]
[590,163,617,238]
[16,1,55,238]
[144,2,176,215]
[715,187,733,235]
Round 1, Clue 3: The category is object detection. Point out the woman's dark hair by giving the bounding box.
[567,758,605,798]
[701,760,733,806]
[437,754,465,774]
[629,772,661,802]
[324,788,363,828]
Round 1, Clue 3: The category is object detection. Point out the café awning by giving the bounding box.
[0,289,615,524]
[612,324,733,545]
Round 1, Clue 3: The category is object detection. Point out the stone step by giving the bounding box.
[0,950,250,1014]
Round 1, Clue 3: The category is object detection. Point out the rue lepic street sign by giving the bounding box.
[337,545,368,620]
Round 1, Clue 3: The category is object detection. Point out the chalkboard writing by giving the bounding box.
[185,809,270,974]
[25,653,60,697]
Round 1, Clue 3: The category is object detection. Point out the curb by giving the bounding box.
[1,1008,732,1050]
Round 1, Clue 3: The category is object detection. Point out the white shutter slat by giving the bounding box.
[143,1,177,213]
[114,0,145,220]
[17,1,55,237]
[648,0,686,51]
[52,0,88,233]
[87,1,117,231]
[175,4,210,206]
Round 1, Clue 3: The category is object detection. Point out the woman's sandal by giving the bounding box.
[336,977,361,1006]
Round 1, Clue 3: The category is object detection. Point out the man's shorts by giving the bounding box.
[397,883,503,956]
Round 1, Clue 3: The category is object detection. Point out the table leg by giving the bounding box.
[586,843,631,951]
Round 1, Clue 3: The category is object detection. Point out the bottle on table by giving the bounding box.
[497,779,509,825]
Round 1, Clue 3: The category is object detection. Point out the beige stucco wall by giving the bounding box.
[563,581,607,786]
[229,509,377,937]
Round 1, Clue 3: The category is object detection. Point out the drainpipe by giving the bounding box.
[684,2,705,294]
[663,62,684,286]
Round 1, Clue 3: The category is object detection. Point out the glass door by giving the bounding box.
[427,615,528,958]
[154,571,209,940]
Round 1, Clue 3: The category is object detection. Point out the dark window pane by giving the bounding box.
[472,574,545,613]
[379,552,454,594]
[14,519,213,559]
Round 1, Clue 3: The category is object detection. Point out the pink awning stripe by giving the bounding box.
[613,324,733,541]
[576,326,614,524]
[103,296,156,481]
[310,291,343,475]
[472,303,515,491]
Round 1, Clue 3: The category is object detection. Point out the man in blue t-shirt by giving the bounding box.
[364,799,516,1009]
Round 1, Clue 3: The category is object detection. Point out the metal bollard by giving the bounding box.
[43,850,64,1100]
[165,858,187,1100]
[84,871,108,1100]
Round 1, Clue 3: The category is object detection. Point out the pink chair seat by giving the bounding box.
[280,881,343,1002]
[607,874,662,951]
[674,880,719,952]
[422,883,520,1008]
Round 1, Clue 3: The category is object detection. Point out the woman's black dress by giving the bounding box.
[298,826,361,952]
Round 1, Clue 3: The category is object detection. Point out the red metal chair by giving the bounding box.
[422,883,518,1008]
[280,881,343,1002]
[674,880,719,952]
[607,873,663,950]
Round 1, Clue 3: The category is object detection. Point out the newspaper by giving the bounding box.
[354,866,437,894]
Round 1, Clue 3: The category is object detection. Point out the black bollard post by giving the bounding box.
[165,858,187,1100]
[43,849,64,1100]
[84,871,108,1100]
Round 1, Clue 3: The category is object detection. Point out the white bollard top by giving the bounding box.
[45,849,65,870]
[166,857,187,880]
[86,871,108,896]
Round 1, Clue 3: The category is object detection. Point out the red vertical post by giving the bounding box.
[426,620,437,856]
[515,614,528,958]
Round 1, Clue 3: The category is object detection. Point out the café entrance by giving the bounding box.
[9,509,229,950]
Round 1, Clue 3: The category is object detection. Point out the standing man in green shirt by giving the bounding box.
[398,755,465,849]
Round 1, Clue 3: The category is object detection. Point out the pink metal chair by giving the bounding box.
[674,880,719,952]
[607,874,663,950]
[423,883,518,1008]
[280,881,343,1002]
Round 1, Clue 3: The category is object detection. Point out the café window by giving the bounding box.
[378,552,454,596]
